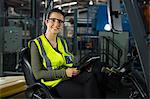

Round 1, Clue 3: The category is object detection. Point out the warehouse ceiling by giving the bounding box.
[4,0,107,16]
[4,0,102,9]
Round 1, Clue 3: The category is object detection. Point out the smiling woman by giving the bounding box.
[45,11,64,37]
[28,8,106,98]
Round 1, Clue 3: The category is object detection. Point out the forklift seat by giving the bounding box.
[20,47,57,99]
[20,47,104,98]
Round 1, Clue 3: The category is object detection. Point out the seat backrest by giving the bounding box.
[20,47,36,85]
[20,47,61,98]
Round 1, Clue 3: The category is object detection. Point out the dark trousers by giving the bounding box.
[53,71,104,98]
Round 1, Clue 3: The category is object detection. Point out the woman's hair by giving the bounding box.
[46,8,65,19]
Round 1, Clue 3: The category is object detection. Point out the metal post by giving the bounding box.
[73,9,78,55]
[42,0,53,33]
[31,0,36,38]
[31,0,41,38]
[36,0,41,36]
[0,0,4,77]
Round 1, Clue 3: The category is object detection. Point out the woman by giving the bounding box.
[29,8,104,98]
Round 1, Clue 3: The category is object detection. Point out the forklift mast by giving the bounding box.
[123,0,150,96]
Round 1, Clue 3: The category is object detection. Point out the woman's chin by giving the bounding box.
[53,31,60,34]
[50,30,59,34]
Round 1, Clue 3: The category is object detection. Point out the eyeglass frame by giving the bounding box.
[47,18,64,24]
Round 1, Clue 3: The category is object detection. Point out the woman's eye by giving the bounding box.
[58,20,61,23]
[52,19,55,22]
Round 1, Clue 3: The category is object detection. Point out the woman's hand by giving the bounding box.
[66,68,80,77]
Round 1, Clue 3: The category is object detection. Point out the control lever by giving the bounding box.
[101,67,119,75]
[101,56,138,75]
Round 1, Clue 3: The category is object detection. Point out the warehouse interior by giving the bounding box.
[0,0,150,98]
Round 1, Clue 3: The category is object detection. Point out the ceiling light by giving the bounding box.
[54,2,77,8]
[21,3,24,6]
[54,0,60,2]
[104,24,112,31]
[89,0,94,5]
[99,0,108,3]
[58,6,62,10]
[41,1,45,5]
[68,7,71,13]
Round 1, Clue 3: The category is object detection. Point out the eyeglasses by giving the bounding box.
[48,18,64,24]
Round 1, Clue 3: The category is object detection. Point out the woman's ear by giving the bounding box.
[45,19,48,25]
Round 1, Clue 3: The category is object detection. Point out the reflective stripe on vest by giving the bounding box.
[59,38,67,52]
[59,38,74,64]
[37,37,52,70]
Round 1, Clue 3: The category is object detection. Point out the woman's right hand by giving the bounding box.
[66,68,80,77]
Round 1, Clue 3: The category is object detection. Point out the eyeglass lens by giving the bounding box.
[49,18,64,24]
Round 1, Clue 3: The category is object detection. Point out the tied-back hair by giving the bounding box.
[46,8,65,19]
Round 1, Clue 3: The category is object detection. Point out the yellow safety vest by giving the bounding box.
[29,34,74,87]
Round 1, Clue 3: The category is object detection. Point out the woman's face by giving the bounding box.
[45,12,64,34]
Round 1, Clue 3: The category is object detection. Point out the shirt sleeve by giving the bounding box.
[30,41,68,81]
